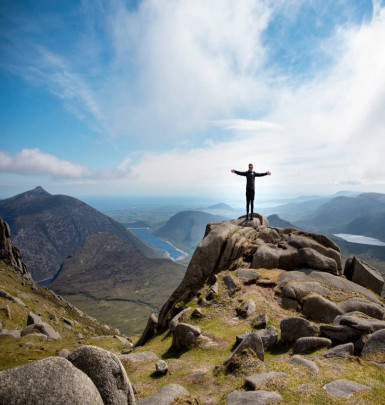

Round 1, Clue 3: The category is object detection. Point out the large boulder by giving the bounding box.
[21,322,61,340]
[68,345,135,405]
[0,357,104,405]
[319,324,361,343]
[344,257,384,296]
[171,323,201,351]
[292,337,332,354]
[252,244,280,269]
[256,326,278,348]
[280,317,319,345]
[360,329,385,362]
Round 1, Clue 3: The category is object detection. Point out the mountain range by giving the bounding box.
[271,192,385,239]
[0,187,159,281]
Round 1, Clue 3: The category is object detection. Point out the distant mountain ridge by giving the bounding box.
[0,187,159,281]
[294,193,385,235]
[153,210,226,254]
[267,214,296,229]
[207,203,235,211]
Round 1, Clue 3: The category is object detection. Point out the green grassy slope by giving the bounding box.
[49,233,186,335]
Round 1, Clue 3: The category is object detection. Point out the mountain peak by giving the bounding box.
[29,186,51,196]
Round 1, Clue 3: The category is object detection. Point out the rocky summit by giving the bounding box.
[1,214,385,404]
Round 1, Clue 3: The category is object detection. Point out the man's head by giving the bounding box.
[248,163,253,171]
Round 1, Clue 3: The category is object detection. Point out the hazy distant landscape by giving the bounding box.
[1,186,384,335]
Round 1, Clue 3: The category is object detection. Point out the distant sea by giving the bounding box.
[334,233,385,246]
[129,228,188,260]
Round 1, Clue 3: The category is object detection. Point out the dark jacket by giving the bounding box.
[234,170,268,190]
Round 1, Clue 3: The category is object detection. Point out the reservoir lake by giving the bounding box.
[334,233,385,246]
[129,228,188,260]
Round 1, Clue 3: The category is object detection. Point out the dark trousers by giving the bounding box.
[246,188,255,216]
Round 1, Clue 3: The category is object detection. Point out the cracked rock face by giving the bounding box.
[157,216,342,329]
[275,270,385,322]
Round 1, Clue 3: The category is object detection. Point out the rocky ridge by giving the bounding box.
[2,214,385,404]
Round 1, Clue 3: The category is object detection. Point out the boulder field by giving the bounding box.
[1,214,385,404]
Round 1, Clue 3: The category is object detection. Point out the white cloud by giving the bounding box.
[0,149,91,179]
[99,0,274,140]
[211,119,283,131]
[2,1,385,196]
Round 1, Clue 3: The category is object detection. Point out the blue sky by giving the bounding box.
[1,0,384,200]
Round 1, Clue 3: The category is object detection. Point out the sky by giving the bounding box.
[1,0,385,202]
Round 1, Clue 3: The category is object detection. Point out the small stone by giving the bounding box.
[289,355,319,375]
[27,312,42,326]
[235,332,251,346]
[49,314,58,321]
[224,332,264,364]
[58,349,71,358]
[223,274,239,294]
[227,390,283,405]
[20,342,34,348]
[0,329,21,338]
[191,308,204,318]
[114,335,130,344]
[323,379,371,398]
[75,332,84,340]
[236,299,256,318]
[245,372,288,390]
[323,343,354,359]
[155,360,168,375]
[237,269,260,284]
[253,313,268,329]
[198,298,211,307]
[136,384,189,405]
[61,317,74,327]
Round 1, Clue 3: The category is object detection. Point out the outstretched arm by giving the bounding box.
[255,170,272,177]
[231,169,247,176]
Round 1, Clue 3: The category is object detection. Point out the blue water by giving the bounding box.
[129,228,188,260]
[334,233,385,246]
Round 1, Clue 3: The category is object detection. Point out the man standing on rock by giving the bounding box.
[231,164,271,220]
